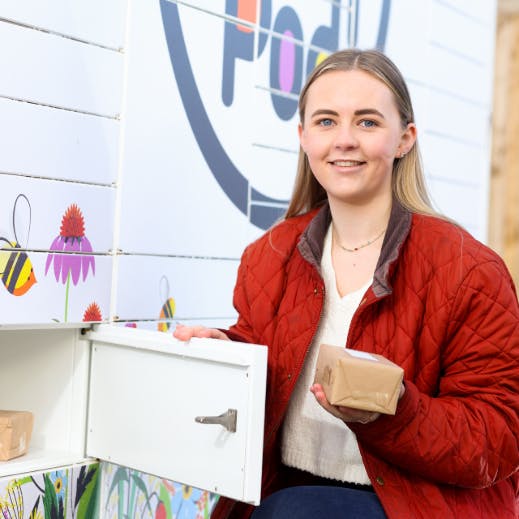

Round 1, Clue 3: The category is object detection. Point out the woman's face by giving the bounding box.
[299,69,416,207]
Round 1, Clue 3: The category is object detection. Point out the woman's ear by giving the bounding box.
[298,122,305,152]
[399,122,417,155]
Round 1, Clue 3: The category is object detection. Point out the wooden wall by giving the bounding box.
[489,1,519,286]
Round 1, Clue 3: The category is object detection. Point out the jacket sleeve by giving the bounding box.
[225,245,257,344]
[352,258,519,488]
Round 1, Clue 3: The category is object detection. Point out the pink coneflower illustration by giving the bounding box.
[83,302,102,322]
[45,204,95,321]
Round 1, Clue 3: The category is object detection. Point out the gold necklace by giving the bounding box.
[335,227,386,252]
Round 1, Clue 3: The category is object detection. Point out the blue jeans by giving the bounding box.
[250,485,387,519]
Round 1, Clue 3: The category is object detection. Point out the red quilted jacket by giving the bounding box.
[212,201,519,519]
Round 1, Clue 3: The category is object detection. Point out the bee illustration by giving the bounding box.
[0,194,37,296]
[157,275,175,332]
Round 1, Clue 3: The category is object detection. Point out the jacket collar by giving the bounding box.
[297,199,412,298]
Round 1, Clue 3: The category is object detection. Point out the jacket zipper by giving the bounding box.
[264,278,326,446]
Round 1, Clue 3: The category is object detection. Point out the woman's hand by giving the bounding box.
[310,382,406,425]
[310,383,381,424]
[173,323,230,341]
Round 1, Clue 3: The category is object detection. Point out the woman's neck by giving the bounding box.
[329,196,392,248]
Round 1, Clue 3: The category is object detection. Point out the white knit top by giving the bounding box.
[281,225,371,484]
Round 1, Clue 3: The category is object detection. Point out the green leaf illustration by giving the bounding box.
[159,484,173,519]
[75,464,99,519]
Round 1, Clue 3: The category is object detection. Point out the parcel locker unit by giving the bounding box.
[0,325,267,511]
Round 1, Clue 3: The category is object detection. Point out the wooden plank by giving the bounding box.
[0,20,123,116]
[0,97,119,184]
[0,0,127,49]
[489,13,519,285]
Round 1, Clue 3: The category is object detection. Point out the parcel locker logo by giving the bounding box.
[160,0,390,229]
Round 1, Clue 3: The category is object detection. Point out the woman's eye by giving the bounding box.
[318,118,334,127]
[359,119,377,128]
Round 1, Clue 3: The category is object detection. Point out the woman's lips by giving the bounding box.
[330,160,366,167]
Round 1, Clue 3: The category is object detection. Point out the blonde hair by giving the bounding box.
[285,48,439,219]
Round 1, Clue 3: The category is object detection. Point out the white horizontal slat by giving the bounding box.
[430,1,495,65]
[0,20,123,116]
[0,252,112,325]
[426,177,484,240]
[0,174,115,253]
[0,98,119,184]
[115,255,238,321]
[421,130,487,187]
[175,0,227,16]
[431,0,495,25]
[0,0,127,49]
[425,45,492,106]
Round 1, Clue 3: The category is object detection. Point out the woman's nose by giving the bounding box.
[333,124,358,149]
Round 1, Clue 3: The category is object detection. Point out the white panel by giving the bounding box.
[115,255,238,321]
[0,252,112,325]
[431,0,496,25]
[355,0,397,51]
[246,139,298,203]
[426,92,487,156]
[118,0,253,256]
[252,31,304,154]
[0,329,90,477]
[380,0,495,241]
[180,0,350,38]
[430,1,494,64]
[0,98,118,184]
[0,175,115,253]
[382,0,430,81]
[87,326,267,503]
[426,46,491,104]
[0,0,127,49]
[427,178,483,239]
[0,20,123,116]
[421,133,481,184]
[176,0,227,16]
[406,81,429,130]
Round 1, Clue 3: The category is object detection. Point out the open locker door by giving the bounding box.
[85,324,267,504]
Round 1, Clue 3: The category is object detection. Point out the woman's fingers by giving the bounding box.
[310,383,380,424]
[173,324,230,341]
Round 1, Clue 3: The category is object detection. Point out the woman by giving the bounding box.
[175,49,519,518]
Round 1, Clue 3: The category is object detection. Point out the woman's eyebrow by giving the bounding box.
[309,108,385,119]
[310,109,339,118]
[354,108,385,119]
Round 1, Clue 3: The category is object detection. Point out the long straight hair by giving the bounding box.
[285,49,439,219]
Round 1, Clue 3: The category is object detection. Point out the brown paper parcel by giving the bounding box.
[0,410,34,461]
[314,344,404,415]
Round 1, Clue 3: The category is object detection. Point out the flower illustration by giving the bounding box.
[170,483,203,519]
[83,302,102,322]
[43,472,66,519]
[155,501,167,519]
[46,204,95,285]
[45,204,95,321]
[0,480,23,519]
[29,508,43,519]
[49,470,67,501]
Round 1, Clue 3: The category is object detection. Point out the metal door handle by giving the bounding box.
[195,408,237,433]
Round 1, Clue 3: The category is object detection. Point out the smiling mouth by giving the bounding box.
[331,160,366,167]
